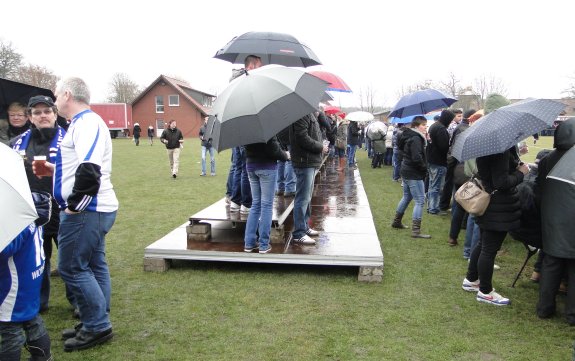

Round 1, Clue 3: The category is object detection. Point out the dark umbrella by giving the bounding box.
[0,77,54,118]
[547,146,575,185]
[207,65,328,152]
[214,31,322,68]
[451,98,565,161]
[389,89,457,118]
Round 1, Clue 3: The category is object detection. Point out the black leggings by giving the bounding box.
[466,228,506,294]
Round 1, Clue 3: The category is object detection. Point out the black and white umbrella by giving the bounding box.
[548,146,575,186]
[207,65,329,152]
[452,98,565,161]
[214,31,322,68]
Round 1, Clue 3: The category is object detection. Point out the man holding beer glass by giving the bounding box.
[11,95,66,313]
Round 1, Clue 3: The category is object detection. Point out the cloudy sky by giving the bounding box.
[1,0,573,107]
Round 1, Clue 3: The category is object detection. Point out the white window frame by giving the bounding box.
[169,95,179,107]
[155,96,164,113]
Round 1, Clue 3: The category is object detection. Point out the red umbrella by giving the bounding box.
[323,105,341,115]
[309,71,352,93]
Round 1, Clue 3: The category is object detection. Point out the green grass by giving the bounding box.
[42,135,574,360]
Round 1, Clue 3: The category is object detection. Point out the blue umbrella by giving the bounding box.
[389,89,457,118]
[451,98,565,161]
[389,113,438,124]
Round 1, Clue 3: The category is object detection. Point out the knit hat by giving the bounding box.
[438,109,455,126]
[463,109,476,119]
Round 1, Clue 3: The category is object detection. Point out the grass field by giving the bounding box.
[41,135,575,360]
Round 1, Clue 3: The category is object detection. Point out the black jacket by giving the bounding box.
[427,120,450,166]
[398,127,427,180]
[289,113,324,168]
[198,123,212,148]
[475,148,524,232]
[133,125,142,138]
[245,136,288,164]
[160,127,183,149]
[537,118,575,258]
[347,121,360,146]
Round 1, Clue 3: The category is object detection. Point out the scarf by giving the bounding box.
[12,126,66,163]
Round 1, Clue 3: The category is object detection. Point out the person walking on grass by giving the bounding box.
[199,116,215,176]
[160,119,184,178]
[391,116,431,239]
[147,125,154,145]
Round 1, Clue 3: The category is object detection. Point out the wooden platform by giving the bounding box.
[144,158,384,282]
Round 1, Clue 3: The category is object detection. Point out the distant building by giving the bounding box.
[131,75,215,138]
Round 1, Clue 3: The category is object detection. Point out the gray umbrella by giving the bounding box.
[214,31,322,68]
[207,65,329,152]
[452,98,565,161]
[548,146,575,185]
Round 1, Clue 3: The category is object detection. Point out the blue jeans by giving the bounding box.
[396,179,425,220]
[245,168,277,251]
[292,167,316,239]
[58,210,116,333]
[0,315,49,358]
[348,144,357,166]
[276,159,296,193]
[427,164,446,213]
[463,215,481,259]
[201,146,215,175]
[392,149,401,180]
[226,152,235,197]
[231,147,252,207]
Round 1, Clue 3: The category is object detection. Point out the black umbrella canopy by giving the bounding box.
[214,31,322,68]
[0,77,55,118]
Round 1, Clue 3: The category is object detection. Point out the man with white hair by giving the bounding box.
[53,77,118,351]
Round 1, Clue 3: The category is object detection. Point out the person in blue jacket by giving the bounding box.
[0,191,52,361]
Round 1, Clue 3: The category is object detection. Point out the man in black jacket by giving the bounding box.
[426,109,454,215]
[289,113,328,245]
[160,120,184,178]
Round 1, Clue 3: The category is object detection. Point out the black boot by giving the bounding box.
[412,219,431,239]
[391,212,408,229]
[25,333,52,361]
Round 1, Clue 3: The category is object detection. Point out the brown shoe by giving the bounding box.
[448,238,458,246]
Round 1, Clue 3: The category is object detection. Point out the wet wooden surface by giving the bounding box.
[145,157,384,268]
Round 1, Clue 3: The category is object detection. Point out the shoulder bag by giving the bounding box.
[454,176,495,216]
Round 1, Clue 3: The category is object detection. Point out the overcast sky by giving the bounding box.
[2,0,573,108]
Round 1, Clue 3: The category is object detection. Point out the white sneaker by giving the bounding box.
[306,228,320,237]
[229,202,240,212]
[240,205,250,215]
[493,264,501,270]
[462,278,480,292]
[476,290,510,306]
[292,234,316,245]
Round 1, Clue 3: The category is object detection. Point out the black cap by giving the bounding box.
[28,95,55,108]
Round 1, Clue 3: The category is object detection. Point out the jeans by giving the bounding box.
[466,228,506,294]
[201,146,215,175]
[244,168,277,251]
[384,148,393,165]
[366,139,373,158]
[392,149,401,181]
[463,215,481,259]
[427,164,446,213]
[231,147,252,207]
[292,167,316,239]
[276,158,296,193]
[226,152,235,197]
[396,179,425,220]
[0,315,49,359]
[348,144,357,166]
[58,210,116,333]
[167,147,181,175]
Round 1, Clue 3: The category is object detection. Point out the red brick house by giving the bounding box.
[131,75,215,138]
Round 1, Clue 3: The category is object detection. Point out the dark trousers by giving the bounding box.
[439,159,457,210]
[371,152,383,168]
[449,200,467,240]
[537,254,575,324]
[40,232,58,311]
[466,229,506,293]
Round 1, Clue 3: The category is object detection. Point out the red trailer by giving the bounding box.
[90,103,133,138]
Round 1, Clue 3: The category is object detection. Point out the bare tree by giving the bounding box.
[107,73,140,103]
[439,72,461,98]
[562,74,575,98]
[0,40,23,79]
[395,80,436,100]
[358,85,379,113]
[473,74,507,108]
[16,64,58,90]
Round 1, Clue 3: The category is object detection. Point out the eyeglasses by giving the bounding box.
[8,113,26,118]
[31,109,54,116]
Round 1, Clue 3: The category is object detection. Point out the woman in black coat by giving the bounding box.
[462,146,529,306]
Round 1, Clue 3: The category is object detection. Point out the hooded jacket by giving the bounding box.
[537,118,575,258]
[289,113,324,168]
[426,112,452,166]
[398,127,427,180]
